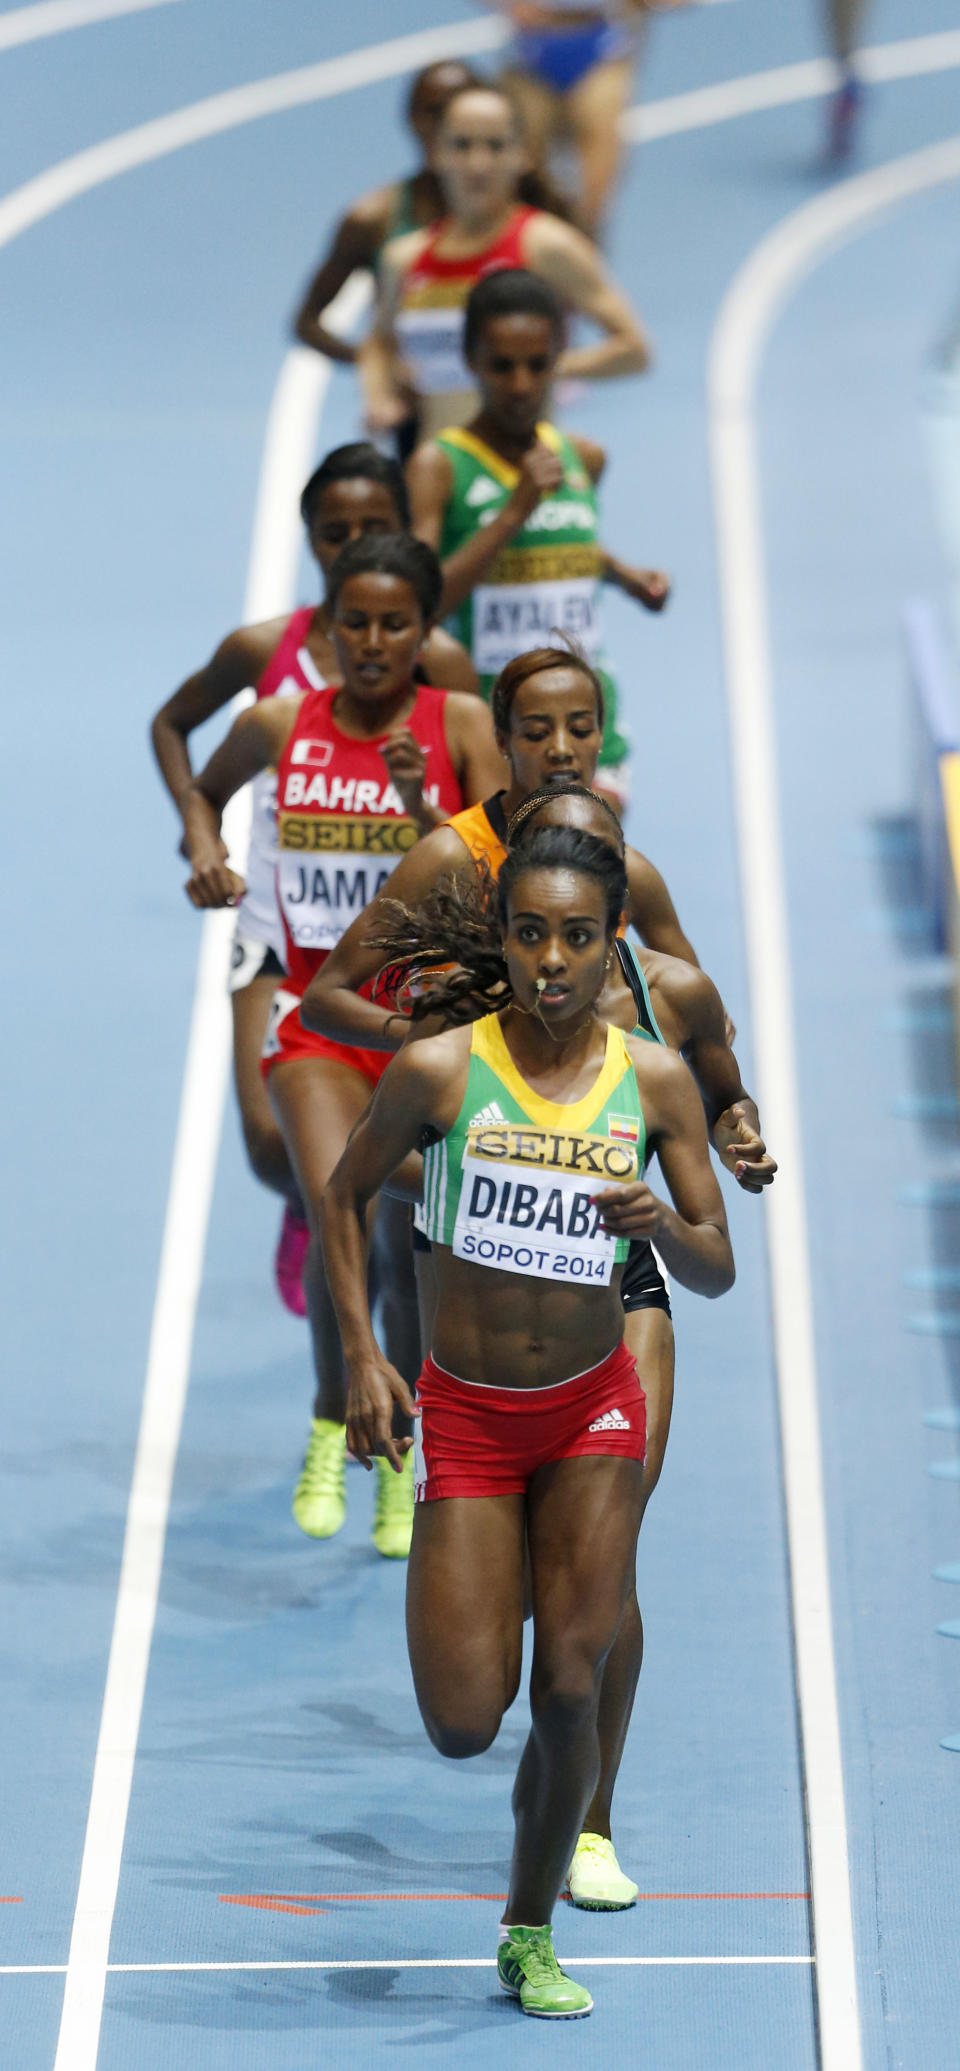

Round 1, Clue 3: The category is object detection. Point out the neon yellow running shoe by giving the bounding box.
[567,1832,638,1911]
[291,1418,346,1538]
[497,1925,592,2018]
[372,1450,414,1559]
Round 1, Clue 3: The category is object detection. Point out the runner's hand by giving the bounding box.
[507,440,565,524]
[592,1180,665,1238]
[346,1356,418,1472]
[380,728,428,815]
[713,1104,777,1191]
[620,565,671,612]
[185,839,246,909]
[364,392,410,434]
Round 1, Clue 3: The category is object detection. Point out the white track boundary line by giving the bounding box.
[709,131,960,2071]
[1,23,959,258]
[7,1955,815,1976]
[626,29,960,142]
[48,278,367,2071]
[0,0,182,53]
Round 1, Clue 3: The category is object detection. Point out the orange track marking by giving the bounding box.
[219,1889,809,1911]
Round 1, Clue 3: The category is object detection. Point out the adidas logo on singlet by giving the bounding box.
[465,476,501,507]
[467,1099,506,1128]
[587,1406,630,1434]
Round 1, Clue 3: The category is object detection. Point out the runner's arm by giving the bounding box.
[356,239,416,432]
[421,625,480,696]
[300,825,476,1043]
[626,848,698,965]
[291,196,386,363]
[408,436,566,613]
[321,1037,462,1465]
[672,965,777,1190]
[527,213,651,380]
[601,548,671,612]
[182,698,295,909]
[594,1044,734,1296]
[150,623,277,824]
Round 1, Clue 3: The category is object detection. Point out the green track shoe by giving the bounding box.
[372,1449,414,1559]
[497,1925,593,2018]
[291,1418,346,1538]
[567,1832,638,1910]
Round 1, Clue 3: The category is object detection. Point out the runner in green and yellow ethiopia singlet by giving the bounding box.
[417,1011,645,1284]
[436,421,629,771]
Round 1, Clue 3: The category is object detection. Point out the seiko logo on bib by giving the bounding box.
[450,1122,636,1285]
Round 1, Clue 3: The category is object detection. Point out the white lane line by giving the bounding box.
[48,276,365,2071]
[0,0,181,52]
[7,1956,815,1975]
[708,131,960,2071]
[0,22,958,259]
[0,17,505,252]
[625,28,960,142]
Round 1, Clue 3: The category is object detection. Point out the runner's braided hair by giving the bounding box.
[371,825,626,1023]
[506,780,623,848]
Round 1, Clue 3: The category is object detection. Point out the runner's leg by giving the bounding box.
[579,1307,674,1841]
[406,1492,527,1756]
[565,53,636,238]
[231,974,298,1199]
[505,1452,644,1925]
[500,63,563,182]
[268,1056,373,1421]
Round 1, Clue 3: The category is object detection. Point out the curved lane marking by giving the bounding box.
[0,0,182,53]
[709,130,960,2071]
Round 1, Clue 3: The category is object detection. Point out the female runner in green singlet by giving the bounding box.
[359,776,775,1909]
[408,265,669,806]
[320,826,734,2020]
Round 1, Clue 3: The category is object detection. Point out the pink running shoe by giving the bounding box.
[275,1204,309,1316]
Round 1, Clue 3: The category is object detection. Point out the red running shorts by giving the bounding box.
[260,984,391,1086]
[413,1339,646,1502]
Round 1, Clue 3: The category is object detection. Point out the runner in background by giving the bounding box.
[488,1,692,239]
[408,267,669,811]
[823,0,871,161]
[359,81,649,445]
[180,535,503,1560]
[150,444,481,1318]
[292,59,483,457]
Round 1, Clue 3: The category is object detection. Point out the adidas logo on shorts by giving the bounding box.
[588,1406,631,1433]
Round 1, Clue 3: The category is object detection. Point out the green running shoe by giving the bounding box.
[497,1925,593,2018]
[372,1450,414,1559]
[567,1831,638,1910]
[291,1418,346,1538]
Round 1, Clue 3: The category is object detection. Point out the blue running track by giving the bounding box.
[2,1,960,2065]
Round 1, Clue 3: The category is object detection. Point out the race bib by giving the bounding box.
[472,577,601,680]
[276,810,420,950]
[395,307,468,395]
[451,1121,637,1284]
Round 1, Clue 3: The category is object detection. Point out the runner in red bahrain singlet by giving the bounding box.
[264,676,463,1084]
